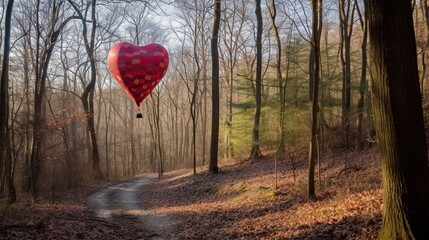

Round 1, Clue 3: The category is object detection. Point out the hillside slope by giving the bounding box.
[140,148,382,239]
[1,148,383,239]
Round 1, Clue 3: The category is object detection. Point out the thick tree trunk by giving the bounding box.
[0,0,15,204]
[365,1,429,238]
[209,0,221,174]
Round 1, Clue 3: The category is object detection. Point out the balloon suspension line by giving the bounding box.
[136,107,143,119]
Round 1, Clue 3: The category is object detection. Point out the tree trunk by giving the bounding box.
[355,1,367,151]
[128,100,136,176]
[70,0,103,179]
[105,101,111,179]
[249,0,263,159]
[422,0,429,100]
[365,1,429,238]
[209,0,221,174]
[339,0,355,151]
[154,92,163,176]
[308,0,323,200]
[29,1,80,197]
[22,35,32,191]
[309,47,315,101]
[0,0,15,204]
[269,0,286,154]
[28,0,43,199]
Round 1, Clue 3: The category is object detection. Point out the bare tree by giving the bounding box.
[339,0,355,150]
[209,0,221,174]
[68,0,103,179]
[355,0,367,150]
[249,0,263,159]
[28,0,81,197]
[268,0,287,154]
[0,0,16,204]
[308,0,322,200]
[174,0,211,174]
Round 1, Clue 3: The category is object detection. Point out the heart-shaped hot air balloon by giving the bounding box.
[107,42,169,107]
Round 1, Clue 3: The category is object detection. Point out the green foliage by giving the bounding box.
[218,31,373,159]
[220,53,313,156]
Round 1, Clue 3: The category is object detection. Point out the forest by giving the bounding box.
[1,0,429,239]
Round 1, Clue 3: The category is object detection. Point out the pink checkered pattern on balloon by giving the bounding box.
[108,42,169,107]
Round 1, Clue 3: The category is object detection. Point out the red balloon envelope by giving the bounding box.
[107,42,169,107]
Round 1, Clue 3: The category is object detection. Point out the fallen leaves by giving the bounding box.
[0,187,146,240]
[0,149,383,239]
[140,149,382,239]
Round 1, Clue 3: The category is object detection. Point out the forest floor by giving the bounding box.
[0,147,383,239]
[140,147,382,239]
[0,179,149,240]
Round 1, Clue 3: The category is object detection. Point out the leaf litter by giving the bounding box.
[140,148,382,239]
[1,148,382,239]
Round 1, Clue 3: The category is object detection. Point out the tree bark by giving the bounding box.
[355,1,367,151]
[422,0,429,100]
[308,0,323,200]
[0,0,16,204]
[209,0,221,174]
[69,0,103,179]
[365,0,429,238]
[153,91,164,177]
[249,0,263,159]
[339,0,355,150]
[29,1,79,197]
[269,0,286,154]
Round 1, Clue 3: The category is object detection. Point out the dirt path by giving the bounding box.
[87,174,177,239]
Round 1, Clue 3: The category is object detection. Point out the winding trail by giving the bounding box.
[87,174,177,239]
